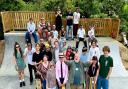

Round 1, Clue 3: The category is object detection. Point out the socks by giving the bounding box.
[22,79,24,82]
[19,80,22,83]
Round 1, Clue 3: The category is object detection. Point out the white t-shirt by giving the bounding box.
[73,12,80,24]
[88,28,95,38]
[53,30,58,39]
[27,22,36,33]
[77,28,85,38]
[88,47,100,60]
[24,48,36,65]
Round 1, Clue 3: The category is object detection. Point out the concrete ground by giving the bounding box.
[0,33,128,89]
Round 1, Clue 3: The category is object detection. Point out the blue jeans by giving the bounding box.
[66,25,73,39]
[25,31,38,43]
[97,76,109,89]
[42,80,46,89]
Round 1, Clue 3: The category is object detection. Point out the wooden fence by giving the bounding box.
[1,11,120,38]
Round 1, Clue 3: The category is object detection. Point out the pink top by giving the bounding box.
[56,60,68,84]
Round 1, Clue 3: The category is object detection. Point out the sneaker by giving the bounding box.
[20,82,22,87]
[22,81,26,86]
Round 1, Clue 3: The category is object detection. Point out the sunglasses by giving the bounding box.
[16,46,20,48]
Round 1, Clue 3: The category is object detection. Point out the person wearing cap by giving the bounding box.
[52,25,58,39]
[64,53,92,89]
[66,46,72,60]
[76,25,87,49]
[56,52,68,89]
[25,18,38,44]
[24,43,36,85]
[43,43,53,61]
[80,47,88,63]
[38,17,47,39]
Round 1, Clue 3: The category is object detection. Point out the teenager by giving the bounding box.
[24,43,36,85]
[13,42,26,87]
[86,56,99,89]
[66,8,73,40]
[73,7,80,38]
[76,25,87,48]
[25,18,38,44]
[97,46,113,89]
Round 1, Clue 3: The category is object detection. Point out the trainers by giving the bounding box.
[20,82,22,87]
[22,81,26,86]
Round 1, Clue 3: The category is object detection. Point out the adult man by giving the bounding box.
[73,7,80,38]
[56,52,68,89]
[25,18,38,44]
[66,8,73,40]
[24,43,36,85]
[65,53,91,89]
[76,25,87,48]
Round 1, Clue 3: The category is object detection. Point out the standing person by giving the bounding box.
[24,43,36,85]
[52,25,58,39]
[13,42,26,87]
[66,8,73,40]
[64,53,91,89]
[38,17,47,39]
[86,56,99,89]
[40,39,46,52]
[46,63,56,89]
[97,46,113,89]
[80,47,88,63]
[52,40,60,63]
[43,43,53,61]
[73,7,80,38]
[36,55,52,89]
[88,26,96,48]
[56,52,68,89]
[76,25,87,48]
[88,40,100,60]
[32,43,44,66]
[25,18,38,44]
[55,7,62,34]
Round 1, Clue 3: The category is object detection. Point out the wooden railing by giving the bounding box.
[1,11,120,38]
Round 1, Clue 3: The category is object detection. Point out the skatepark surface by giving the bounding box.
[0,33,128,89]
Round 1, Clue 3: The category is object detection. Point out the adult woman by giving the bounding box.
[36,55,52,89]
[55,8,62,34]
[13,42,26,87]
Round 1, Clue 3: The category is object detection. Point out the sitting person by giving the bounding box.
[52,25,58,39]
[88,26,96,48]
[80,47,88,63]
[25,18,38,44]
[66,46,72,60]
[37,17,47,39]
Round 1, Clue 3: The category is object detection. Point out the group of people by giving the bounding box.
[13,7,113,89]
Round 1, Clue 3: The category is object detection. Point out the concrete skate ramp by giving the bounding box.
[1,33,128,77]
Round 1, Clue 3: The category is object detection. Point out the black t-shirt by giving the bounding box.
[66,12,73,26]
[32,51,44,63]
[87,64,99,77]
[43,51,52,61]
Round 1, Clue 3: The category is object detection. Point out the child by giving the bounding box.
[66,46,72,60]
[97,46,113,89]
[46,63,56,89]
[86,56,99,89]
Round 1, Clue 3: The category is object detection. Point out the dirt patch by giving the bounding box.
[0,40,5,67]
[118,42,128,70]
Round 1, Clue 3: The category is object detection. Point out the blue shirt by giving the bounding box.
[80,53,88,63]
